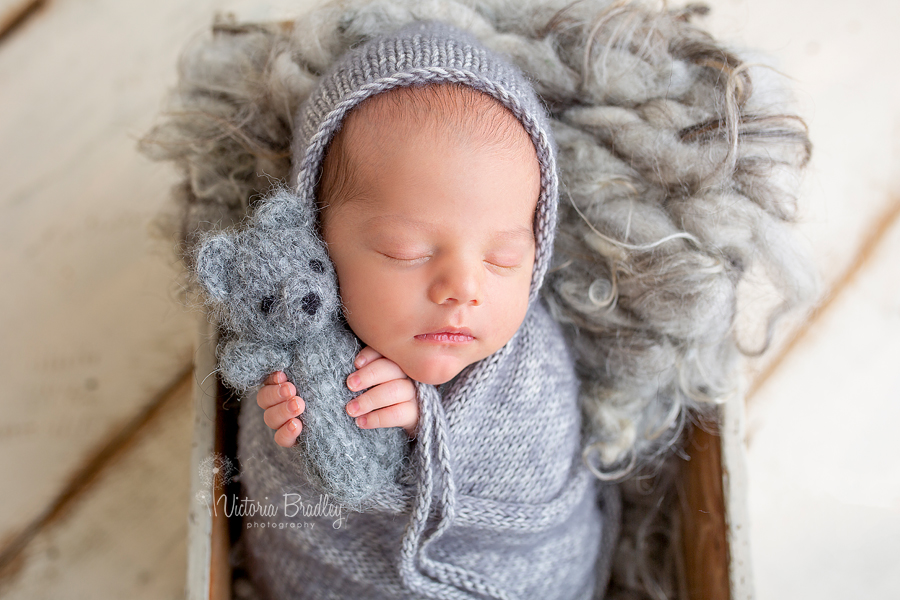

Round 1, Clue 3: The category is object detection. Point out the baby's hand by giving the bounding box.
[346,347,419,439]
[256,371,306,448]
[255,347,419,448]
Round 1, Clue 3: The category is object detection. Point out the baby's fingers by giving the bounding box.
[353,346,383,369]
[263,396,305,431]
[263,371,287,386]
[346,378,416,429]
[347,357,407,392]
[257,379,296,410]
[354,400,418,436]
[273,418,302,448]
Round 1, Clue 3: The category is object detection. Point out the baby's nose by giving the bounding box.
[428,259,483,306]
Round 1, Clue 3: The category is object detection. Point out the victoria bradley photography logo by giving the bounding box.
[194,452,351,529]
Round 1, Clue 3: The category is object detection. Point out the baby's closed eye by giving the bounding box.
[379,251,432,265]
[485,250,526,268]
[484,260,522,272]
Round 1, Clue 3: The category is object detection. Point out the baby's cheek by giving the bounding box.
[341,305,391,356]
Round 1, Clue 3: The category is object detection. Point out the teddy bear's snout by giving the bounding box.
[301,292,321,316]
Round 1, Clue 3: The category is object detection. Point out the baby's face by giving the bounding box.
[321,99,540,385]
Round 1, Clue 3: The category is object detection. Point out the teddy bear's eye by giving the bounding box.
[309,259,326,274]
[260,295,277,315]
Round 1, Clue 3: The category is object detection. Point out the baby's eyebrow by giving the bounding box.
[366,215,534,243]
[492,224,535,244]
[365,214,432,231]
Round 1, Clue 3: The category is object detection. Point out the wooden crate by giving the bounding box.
[187,315,233,600]
[186,314,753,600]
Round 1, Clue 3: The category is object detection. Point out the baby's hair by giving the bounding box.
[316,82,537,224]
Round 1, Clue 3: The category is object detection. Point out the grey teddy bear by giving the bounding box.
[193,187,409,508]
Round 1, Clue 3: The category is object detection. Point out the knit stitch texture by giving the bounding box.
[144,2,819,597]
[238,298,610,600]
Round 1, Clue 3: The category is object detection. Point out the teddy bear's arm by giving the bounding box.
[218,338,292,395]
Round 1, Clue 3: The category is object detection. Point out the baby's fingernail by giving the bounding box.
[355,355,366,368]
[289,399,300,413]
[356,416,367,427]
[279,384,291,399]
[347,374,360,390]
[274,372,285,383]
[288,419,298,432]
[346,400,359,416]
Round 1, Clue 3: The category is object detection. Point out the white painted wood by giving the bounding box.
[745,213,900,600]
[0,0,37,33]
[0,0,30,15]
[0,0,320,556]
[0,377,193,600]
[721,389,754,600]
[187,314,219,600]
[1,1,896,598]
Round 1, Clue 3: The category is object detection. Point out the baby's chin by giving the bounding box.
[395,354,475,387]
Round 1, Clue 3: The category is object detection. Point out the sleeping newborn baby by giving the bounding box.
[205,21,612,600]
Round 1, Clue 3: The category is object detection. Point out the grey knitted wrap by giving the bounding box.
[231,20,612,600]
[239,300,608,600]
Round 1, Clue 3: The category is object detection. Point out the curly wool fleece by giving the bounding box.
[194,188,409,509]
[143,0,814,480]
[227,20,614,600]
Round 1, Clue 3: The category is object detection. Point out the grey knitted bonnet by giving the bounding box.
[289,19,559,305]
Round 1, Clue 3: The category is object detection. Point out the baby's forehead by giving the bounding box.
[341,83,535,156]
[315,82,543,238]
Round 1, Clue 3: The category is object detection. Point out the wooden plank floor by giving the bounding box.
[0,0,204,561]
[0,376,193,599]
[0,0,320,593]
[0,0,897,598]
[745,196,900,599]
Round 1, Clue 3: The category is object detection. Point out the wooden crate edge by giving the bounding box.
[186,313,218,600]
[721,388,754,600]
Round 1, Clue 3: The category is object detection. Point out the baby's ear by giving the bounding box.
[195,233,236,302]
[254,188,315,231]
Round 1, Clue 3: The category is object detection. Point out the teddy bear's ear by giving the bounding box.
[254,188,315,231]
[195,233,236,302]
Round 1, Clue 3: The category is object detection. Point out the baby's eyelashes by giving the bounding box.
[485,260,522,272]
[380,253,430,266]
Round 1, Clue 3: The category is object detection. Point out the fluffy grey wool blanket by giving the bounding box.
[235,293,617,600]
[144,0,815,481]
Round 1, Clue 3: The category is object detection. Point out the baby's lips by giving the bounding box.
[416,333,474,342]
[416,325,474,337]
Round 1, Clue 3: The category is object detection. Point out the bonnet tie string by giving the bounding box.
[398,382,519,600]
